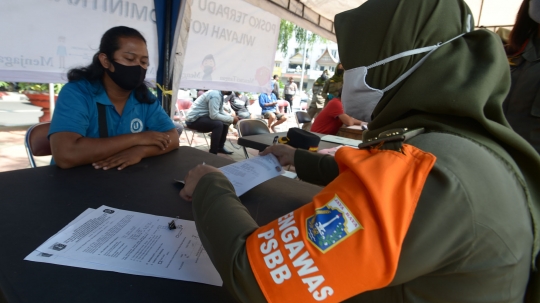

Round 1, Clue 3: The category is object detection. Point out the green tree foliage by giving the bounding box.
[277,20,326,55]
[17,83,64,94]
[278,20,294,55]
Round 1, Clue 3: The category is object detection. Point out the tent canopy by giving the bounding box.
[242,0,522,42]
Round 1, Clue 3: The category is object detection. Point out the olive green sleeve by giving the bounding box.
[345,133,533,301]
[294,149,340,186]
[191,172,267,303]
[322,80,330,96]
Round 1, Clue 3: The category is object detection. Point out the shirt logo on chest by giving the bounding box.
[130,118,143,133]
[306,195,363,253]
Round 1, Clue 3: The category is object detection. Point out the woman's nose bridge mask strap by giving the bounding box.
[368,33,466,92]
[341,33,467,122]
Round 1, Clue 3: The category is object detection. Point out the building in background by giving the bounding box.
[273,52,283,80]
[275,39,339,98]
[316,47,339,73]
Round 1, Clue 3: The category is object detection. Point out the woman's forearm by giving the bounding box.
[50,129,177,168]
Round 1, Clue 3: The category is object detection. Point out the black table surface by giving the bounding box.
[0,146,323,303]
[237,132,340,151]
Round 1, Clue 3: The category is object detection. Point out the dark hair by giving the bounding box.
[202,54,215,64]
[506,0,538,55]
[67,26,154,104]
[273,75,278,79]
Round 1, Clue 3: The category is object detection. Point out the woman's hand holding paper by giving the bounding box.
[260,144,296,166]
[179,164,222,201]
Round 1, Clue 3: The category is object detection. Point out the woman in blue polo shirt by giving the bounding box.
[49,26,178,170]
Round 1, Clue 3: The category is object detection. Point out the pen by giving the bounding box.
[272,136,279,145]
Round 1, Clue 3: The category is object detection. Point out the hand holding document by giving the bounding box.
[219,154,283,196]
[26,206,222,286]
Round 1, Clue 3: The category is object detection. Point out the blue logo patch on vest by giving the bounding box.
[306,195,363,253]
[130,118,143,133]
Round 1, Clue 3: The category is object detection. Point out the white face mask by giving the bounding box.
[530,0,540,24]
[341,33,466,122]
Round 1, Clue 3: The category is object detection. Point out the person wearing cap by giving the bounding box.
[179,0,540,302]
[502,0,540,155]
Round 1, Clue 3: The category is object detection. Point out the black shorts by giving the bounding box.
[263,112,284,120]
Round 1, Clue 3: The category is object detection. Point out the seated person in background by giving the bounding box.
[49,26,179,170]
[178,0,540,301]
[222,94,235,118]
[229,91,252,119]
[258,91,287,133]
[310,93,365,134]
[186,90,238,155]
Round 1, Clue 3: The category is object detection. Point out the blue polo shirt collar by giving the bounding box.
[95,88,140,114]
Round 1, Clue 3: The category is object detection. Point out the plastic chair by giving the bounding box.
[24,122,51,168]
[277,99,290,114]
[176,110,209,147]
[173,99,193,121]
[236,119,270,158]
[177,99,193,111]
[295,111,312,128]
[171,99,210,147]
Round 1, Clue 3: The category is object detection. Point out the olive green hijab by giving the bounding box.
[335,0,540,299]
[328,62,344,82]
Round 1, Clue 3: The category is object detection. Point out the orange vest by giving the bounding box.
[246,144,436,302]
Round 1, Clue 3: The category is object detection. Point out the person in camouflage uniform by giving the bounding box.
[302,71,328,130]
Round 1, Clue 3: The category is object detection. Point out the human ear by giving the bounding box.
[98,53,111,70]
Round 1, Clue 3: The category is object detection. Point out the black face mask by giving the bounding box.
[106,60,146,91]
[336,69,344,76]
[203,66,213,75]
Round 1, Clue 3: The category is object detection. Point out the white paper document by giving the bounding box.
[28,206,222,286]
[26,209,161,278]
[321,135,362,147]
[219,154,282,196]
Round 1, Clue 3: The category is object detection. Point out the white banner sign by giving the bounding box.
[0,0,158,83]
[179,0,280,93]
